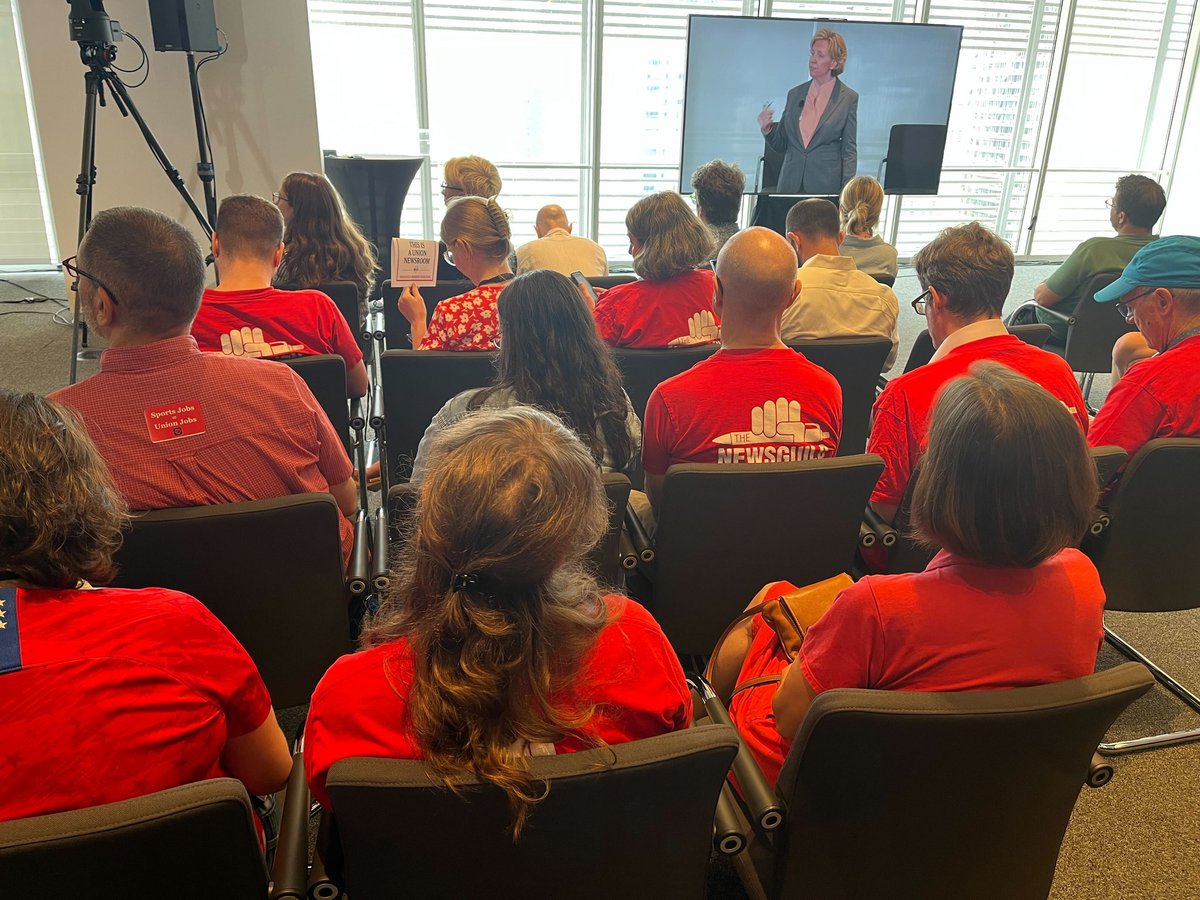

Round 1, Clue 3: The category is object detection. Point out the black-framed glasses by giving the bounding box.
[441,182,464,194]
[1104,199,1114,210]
[61,256,119,306]
[272,191,288,203]
[911,287,931,316]
[1115,287,1155,320]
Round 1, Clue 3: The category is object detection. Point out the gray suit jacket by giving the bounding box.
[764,78,859,195]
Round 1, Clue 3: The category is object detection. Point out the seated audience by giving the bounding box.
[1014,174,1165,345]
[410,270,639,482]
[397,196,513,350]
[437,155,502,281]
[1088,236,1200,461]
[690,159,745,256]
[642,227,842,511]
[516,204,608,277]
[838,175,898,280]
[272,171,378,321]
[0,390,292,822]
[781,198,899,370]
[53,207,357,559]
[722,362,1104,785]
[192,194,368,398]
[868,222,1088,523]
[304,407,691,825]
[593,191,719,348]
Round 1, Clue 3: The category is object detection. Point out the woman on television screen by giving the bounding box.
[757,28,858,195]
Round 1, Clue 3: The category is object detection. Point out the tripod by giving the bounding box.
[68,42,214,384]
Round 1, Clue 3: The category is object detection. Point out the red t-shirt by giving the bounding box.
[869,334,1089,508]
[419,282,505,351]
[1088,334,1200,459]
[192,286,363,369]
[593,269,720,348]
[304,595,691,810]
[642,347,842,475]
[50,336,355,559]
[730,548,1106,785]
[0,585,272,822]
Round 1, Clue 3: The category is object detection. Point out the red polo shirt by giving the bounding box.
[51,335,354,558]
[0,585,272,822]
[869,334,1089,509]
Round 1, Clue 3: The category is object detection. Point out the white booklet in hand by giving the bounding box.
[391,238,439,287]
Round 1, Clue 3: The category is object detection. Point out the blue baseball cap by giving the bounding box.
[1095,235,1200,302]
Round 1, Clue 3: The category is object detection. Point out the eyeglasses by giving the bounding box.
[442,248,456,268]
[491,336,502,349]
[1104,199,1114,210]
[441,183,464,194]
[272,191,288,204]
[1115,287,1155,320]
[61,255,119,306]
[911,287,932,316]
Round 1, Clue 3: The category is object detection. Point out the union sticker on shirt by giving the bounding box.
[143,400,206,443]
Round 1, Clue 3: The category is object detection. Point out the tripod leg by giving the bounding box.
[68,71,101,386]
[186,51,219,234]
[101,71,213,238]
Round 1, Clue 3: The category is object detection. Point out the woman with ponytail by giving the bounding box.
[304,407,690,829]
[838,175,898,281]
[397,195,514,350]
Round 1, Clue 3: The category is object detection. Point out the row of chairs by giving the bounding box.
[0,662,1156,899]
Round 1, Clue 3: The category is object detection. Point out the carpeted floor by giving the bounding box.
[3,265,1196,899]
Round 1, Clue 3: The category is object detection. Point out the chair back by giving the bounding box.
[871,273,896,288]
[326,726,739,900]
[315,281,369,355]
[588,274,638,291]
[1083,438,1200,612]
[654,455,883,656]
[386,473,632,588]
[379,350,498,482]
[110,494,352,708]
[0,779,268,900]
[1090,444,1128,492]
[769,664,1154,900]
[1063,271,1134,373]
[902,324,1055,374]
[282,354,353,457]
[788,337,892,454]
[612,344,719,419]
[381,280,474,349]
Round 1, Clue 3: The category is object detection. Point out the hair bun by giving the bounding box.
[484,197,512,239]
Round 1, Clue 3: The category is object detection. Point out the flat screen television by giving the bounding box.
[680,16,963,196]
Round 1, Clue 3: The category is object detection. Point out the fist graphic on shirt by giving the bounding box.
[668,310,720,346]
[752,398,811,442]
[220,326,304,358]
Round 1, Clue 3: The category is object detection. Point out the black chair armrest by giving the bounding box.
[308,812,342,899]
[270,751,310,900]
[347,510,370,596]
[617,530,639,572]
[349,396,366,434]
[713,782,750,855]
[371,507,390,592]
[624,502,655,563]
[1088,508,1111,536]
[690,674,783,832]
[1087,751,1114,788]
[863,506,898,547]
[1009,299,1072,325]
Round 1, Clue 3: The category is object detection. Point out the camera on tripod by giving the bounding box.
[66,0,123,47]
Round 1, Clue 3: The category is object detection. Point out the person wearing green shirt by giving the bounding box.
[1026,175,1165,345]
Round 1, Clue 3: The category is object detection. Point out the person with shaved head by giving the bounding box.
[640,226,842,510]
[515,203,608,277]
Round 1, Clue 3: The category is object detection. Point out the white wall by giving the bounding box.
[17,0,322,262]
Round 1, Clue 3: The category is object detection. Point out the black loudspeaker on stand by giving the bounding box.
[65,0,218,385]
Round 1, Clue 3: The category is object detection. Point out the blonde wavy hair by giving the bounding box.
[444,156,502,198]
[840,175,884,236]
[812,28,848,77]
[363,407,611,835]
[441,196,512,261]
[0,391,128,588]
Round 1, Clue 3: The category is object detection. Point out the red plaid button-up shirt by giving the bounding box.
[51,335,354,558]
